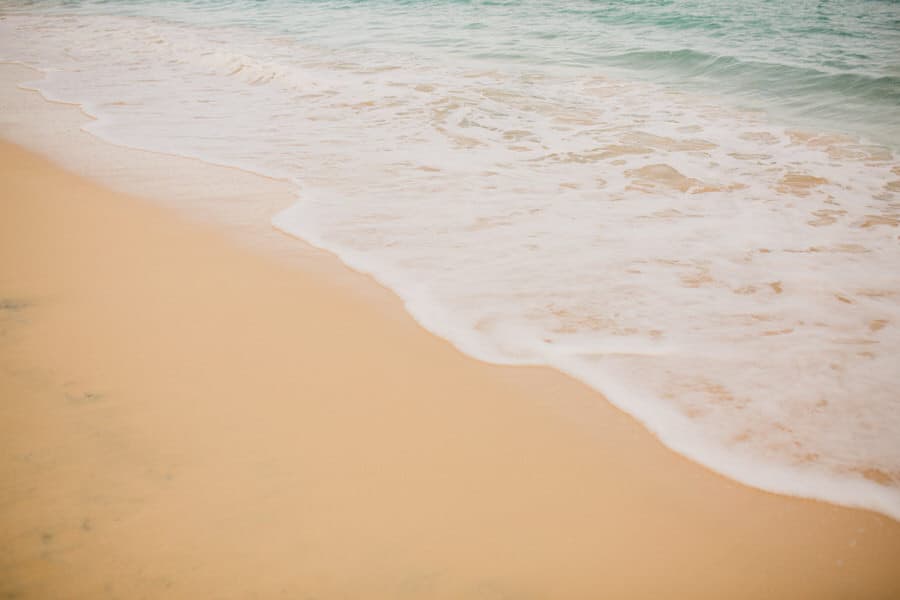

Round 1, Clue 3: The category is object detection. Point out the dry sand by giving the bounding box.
[2,136,900,598]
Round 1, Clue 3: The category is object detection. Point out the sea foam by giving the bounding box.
[1,3,898,520]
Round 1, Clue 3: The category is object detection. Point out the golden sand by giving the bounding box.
[2,140,900,599]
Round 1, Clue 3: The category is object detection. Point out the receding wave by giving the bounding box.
[1,3,899,521]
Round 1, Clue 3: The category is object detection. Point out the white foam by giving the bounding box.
[2,11,899,520]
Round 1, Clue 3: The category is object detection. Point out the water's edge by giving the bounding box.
[5,61,897,522]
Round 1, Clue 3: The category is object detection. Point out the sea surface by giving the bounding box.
[2,0,899,519]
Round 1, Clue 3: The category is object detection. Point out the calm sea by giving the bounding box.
[2,0,899,519]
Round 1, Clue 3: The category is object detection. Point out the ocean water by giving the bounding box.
[2,0,899,519]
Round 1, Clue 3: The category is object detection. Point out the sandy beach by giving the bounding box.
[2,72,900,599]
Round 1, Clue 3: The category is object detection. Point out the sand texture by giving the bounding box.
[2,140,900,599]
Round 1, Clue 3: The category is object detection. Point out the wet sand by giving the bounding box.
[2,135,900,597]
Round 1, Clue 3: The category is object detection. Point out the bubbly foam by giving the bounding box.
[1,5,899,519]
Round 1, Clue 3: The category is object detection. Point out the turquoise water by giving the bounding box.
[2,0,900,520]
[6,0,900,145]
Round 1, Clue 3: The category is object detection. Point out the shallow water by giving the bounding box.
[1,0,899,519]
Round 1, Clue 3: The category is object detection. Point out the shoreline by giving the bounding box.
[6,60,900,523]
[3,69,900,597]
